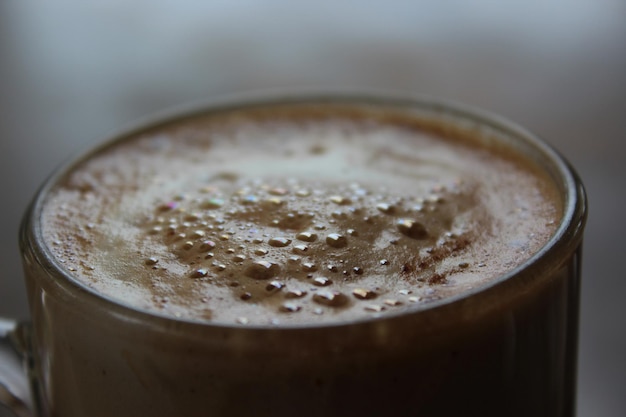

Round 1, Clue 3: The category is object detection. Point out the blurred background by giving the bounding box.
[1,1,624,416]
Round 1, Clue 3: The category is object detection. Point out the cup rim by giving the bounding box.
[20,89,588,332]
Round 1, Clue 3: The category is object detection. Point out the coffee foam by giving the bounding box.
[41,104,560,326]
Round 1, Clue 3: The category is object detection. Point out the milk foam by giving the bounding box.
[41,104,560,325]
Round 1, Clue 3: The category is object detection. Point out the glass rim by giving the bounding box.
[20,89,588,333]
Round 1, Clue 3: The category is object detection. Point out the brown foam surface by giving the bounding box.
[41,104,560,326]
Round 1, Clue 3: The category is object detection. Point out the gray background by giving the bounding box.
[1,1,625,416]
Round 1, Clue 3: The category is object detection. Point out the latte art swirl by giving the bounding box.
[42,104,560,325]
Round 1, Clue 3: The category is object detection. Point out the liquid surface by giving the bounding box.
[41,104,560,326]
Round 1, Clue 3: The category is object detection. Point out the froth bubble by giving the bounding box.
[279,303,301,313]
[159,201,179,211]
[376,203,396,214]
[302,262,317,272]
[313,277,332,286]
[199,240,216,251]
[268,237,292,247]
[352,288,377,300]
[295,189,310,197]
[364,305,386,313]
[285,289,307,298]
[145,257,159,266]
[330,196,351,205]
[313,291,348,307]
[190,268,208,278]
[213,263,226,271]
[245,261,280,280]
[269,188,288,196]
[242,195,259,204]
[296,232,317,242]
[396,219,428,239]
[265,281,284,292]
[292,244,309,254]
[326,233,347,248]
[203,198,224,209]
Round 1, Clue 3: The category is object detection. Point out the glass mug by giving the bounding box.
[0,93,587,417]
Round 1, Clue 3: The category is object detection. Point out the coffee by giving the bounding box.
[20,96,584,417]
[41,103,559,326]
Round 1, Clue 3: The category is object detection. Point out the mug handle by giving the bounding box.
[0,318,33,417]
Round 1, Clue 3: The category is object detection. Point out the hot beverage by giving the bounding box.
[14,95,585,417]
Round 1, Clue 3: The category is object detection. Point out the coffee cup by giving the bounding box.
[0,92,587,417]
